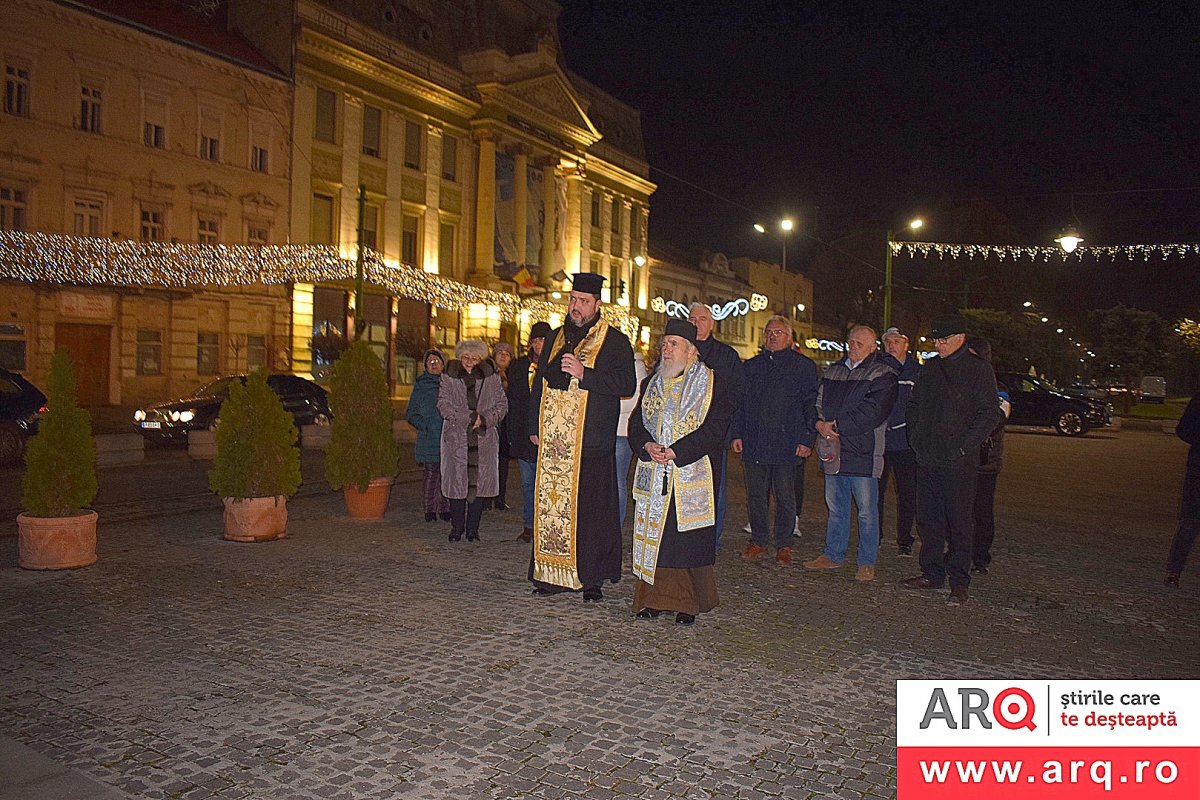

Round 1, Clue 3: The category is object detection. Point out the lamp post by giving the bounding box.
[754,218,795,272]
[1055,226,1084,253]
[884,217,923,330]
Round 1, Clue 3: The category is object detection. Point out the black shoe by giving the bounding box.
[635,608,661,619]
[582,587,604,603]
[531,584,566,596]
[898,544,913,557]
[425,512,437,522]
[1165,572,1181,588]
[439,512,452,521]
[675,613,696,625]
[901,575,941,590]
[466,531,479,542]
[947,586,969,605]
[449,529,462,542]
[517,528,533,543]
[971,564,989,575]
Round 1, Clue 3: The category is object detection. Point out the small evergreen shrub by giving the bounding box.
[324,339,399,492]
[208,369,301,500]
[22,349,98,517]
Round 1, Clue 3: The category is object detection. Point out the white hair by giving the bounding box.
[455,339,488,360]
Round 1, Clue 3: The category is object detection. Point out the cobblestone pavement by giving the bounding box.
[1,429,1196,799]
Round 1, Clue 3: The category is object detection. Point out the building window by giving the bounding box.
[401,213,420,266]
[0,187,26,231]
[362,104,381,158]
[246,224,269,246]
[140,206,165,242]
[362,204,379,250]
[311,194,334,245]
[199,107,221,162]
[441,135,457,181]
[314,87,337,143]
[136,329,162,375]
[611,197,622,234]
[631,205,642,246]
[438,221,455,273]
[79,84,102,133]
[590,192,601,227]
[73,197,102,236]
[250,144,268,173]
[197,216,219,245]
[246,334,267,371]
[0,323,26,370]
[197,331,219,375]
[4,60,30,117]
[143,94,167,149]
[403,120,421,169]
[144,121,165,149]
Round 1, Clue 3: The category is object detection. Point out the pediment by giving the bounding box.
[502,72,600,141]
[189,181,231,199]
[240,192,279,211]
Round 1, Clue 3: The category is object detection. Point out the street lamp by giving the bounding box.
[884,217,924,330]
[753,218,795,272]
[1056,226,1084,253]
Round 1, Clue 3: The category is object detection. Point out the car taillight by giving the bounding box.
[37,405,47,414]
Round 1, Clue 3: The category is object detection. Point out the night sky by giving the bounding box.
[557,0,1200,319]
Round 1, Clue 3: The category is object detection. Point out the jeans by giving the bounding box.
[518,458,536,529]
[823,475,880,566]
[878,449,918,547]
[744,462,796,549]
[916,459,979,590]
[615,436,634,527]
[972,471,999,568]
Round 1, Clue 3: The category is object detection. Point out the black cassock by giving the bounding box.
[527,314,635,591]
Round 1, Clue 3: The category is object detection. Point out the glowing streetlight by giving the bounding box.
[1041,316,1049,323]
[753,218,795,272]
[1056,328,1064,334]
[633,254,646,267]
[1056,226,1084,253]
[780,218,795,233]
[885,217,925,329]
[1023,300,1033,308]
[753,223,766,234]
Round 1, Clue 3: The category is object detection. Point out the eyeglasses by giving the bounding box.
[933,335,960,344]
[764,329,790,337]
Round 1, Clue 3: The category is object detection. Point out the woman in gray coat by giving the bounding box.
[438,339,508,541]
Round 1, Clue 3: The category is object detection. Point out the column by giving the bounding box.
[473,130,496,278]
[513,146,528,267]
[539,160,555,279]
[339,95,364,257]
[383,110,405,261]
[620,199,633,304]
[567,168,585,275]
[290,81,316,243]
[424,123,443,273]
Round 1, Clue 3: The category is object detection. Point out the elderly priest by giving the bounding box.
[627,320,735,625]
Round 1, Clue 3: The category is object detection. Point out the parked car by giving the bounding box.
[134,374,331,444]
[997,372,1112,436]
[0,368,47,465]
[1139,376,1167,404]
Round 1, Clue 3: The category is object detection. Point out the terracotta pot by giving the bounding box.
[222,496,288,542]
[17,510,99,570]
[343,477,392,520]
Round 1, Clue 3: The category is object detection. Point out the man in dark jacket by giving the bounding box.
[878,327,920,556]
[902,314,1002,605]
[730,315,818,564]
[688,302,743,550]
[803,326,898,581]
[1165,391,1200,587]
[506,321,551,542]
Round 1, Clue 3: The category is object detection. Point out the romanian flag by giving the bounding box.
[512,266,537,289]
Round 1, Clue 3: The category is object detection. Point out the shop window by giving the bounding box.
[0,186,26,231]
[197,331,219,375]
[136,329,162,375]
[0,322,26,370]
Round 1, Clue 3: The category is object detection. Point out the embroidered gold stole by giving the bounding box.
[631,357,715,585]
[532,318,611,589]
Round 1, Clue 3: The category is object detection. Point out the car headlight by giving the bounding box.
[134,409,146,422]
[179,410,195,423]
[169,410,181,422]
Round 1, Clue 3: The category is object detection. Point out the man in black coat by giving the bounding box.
[506,321,551,542]
[902,314,1002,605]
[1165,391,1200,587]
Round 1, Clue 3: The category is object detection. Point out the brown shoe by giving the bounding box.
[947,586,969,605]
[901,575,940,590]
[742,543,768,560]
[855,565,876,582]
[517,527,533,543]
[802,554,842,571]
[776,547,792,565]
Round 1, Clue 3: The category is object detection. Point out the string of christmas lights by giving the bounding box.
[0,231,640,339]
[890,240,1200,262]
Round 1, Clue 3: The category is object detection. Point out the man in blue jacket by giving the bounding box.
[877,327,920,556]
[731,315,819,564]
[803,326,898,581]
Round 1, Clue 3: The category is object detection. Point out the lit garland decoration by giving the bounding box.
[890,240,1200,262]
[0,231,640,340]
[651,292,770,320]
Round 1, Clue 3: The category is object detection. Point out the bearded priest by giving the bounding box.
[627,319,735,625]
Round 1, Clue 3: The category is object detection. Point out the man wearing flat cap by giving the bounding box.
[903,314,1003,605]
[627,320,734,624]
[507,321,552,542]
[528,273,636,602]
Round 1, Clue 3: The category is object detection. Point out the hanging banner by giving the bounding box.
[494,152,518,269]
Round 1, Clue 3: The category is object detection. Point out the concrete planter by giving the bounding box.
[17,510,99,570]
[222,496,288,542]
[343,477,392,520]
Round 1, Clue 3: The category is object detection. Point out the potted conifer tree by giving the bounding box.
[18,349,99,569]
[208,369,301,541]
[324,339,399,519]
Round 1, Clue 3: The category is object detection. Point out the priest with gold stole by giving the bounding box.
[528,272,636,603]
[628,320,734,625]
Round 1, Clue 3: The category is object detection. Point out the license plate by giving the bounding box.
[141,421,162,429]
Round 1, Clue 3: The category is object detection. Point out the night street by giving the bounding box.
[1,427,1195,799]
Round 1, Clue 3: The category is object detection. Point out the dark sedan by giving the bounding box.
[0,368,46,464]
[997,372,1112,436]
[134,374,331,443]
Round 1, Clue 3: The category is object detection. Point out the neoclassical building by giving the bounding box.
[0,0,293,406]
[234,0,654,386]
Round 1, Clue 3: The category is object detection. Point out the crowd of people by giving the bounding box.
[404,271,1194,623]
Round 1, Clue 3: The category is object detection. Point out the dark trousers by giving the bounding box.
[421,463,449,515]
[449,497,484,538]
[745,463,796,549]
[794,459,807,524]
[496,455,509,505]
[915,459,978,590]
[973,471,999,568]
[878,449,917,547]
[1167,475,1200,574]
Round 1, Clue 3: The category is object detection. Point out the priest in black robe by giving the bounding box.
[627,320,734,625]
[527,272,636,602]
